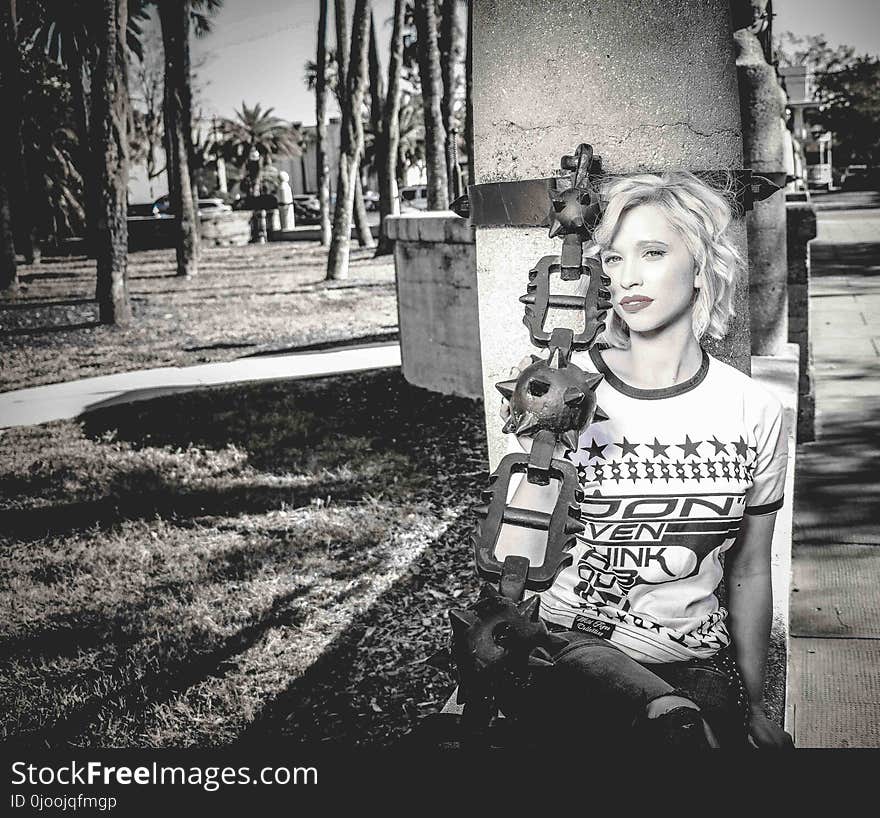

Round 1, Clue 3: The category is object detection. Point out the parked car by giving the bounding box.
[840,165,874,192]
[292,193,322,225]
[128,195,232,217]
[399,185,428,211]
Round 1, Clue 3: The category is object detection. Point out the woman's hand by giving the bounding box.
[747,706,794,749]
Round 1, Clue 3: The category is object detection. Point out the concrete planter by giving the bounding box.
[385,212,482,400]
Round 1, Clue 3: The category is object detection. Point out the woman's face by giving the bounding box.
[599,203,698,337]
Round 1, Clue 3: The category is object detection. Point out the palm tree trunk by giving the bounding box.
[414,0,448,210]
[353,173,373,247]
[372,3,397,257]
[159,0,200,277]
[0,167,16,293]
[0,0,18,291]
[2,0,37,267]
[315,0,331,246]
[327,0,371,280]
[93,0,131,325]
[439,0,463,200]
[380,0,406,247]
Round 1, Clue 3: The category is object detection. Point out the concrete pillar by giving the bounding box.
[734,25,789,355]
[786,201,817,442]
[472,0,750,470]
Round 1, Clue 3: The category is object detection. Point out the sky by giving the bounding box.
[180,0,880,128]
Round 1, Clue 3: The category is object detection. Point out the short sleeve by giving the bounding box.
[744,394,788,515]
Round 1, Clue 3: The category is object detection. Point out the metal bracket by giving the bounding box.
[457,168,784,226]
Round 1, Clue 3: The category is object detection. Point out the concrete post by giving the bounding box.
[786,201,817,442]
[734,25,789,355]
[472,0,750,471]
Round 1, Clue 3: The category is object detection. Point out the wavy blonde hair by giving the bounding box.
[591,171,743,348]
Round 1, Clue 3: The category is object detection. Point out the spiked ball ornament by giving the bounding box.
[496,349,607,453]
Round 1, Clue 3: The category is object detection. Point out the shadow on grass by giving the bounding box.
[3,585,313,750]
[237,510,479,748]
[2,369,489,747]
[1,321,101,337]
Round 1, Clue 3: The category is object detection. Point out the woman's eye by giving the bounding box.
[644,249,665,258]
[602,255,621,265]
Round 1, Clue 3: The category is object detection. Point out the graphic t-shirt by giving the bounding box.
[506,347,787,663]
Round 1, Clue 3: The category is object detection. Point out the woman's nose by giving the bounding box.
[618,258,642,289]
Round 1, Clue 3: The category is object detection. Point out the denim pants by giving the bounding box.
[500,629,750,748]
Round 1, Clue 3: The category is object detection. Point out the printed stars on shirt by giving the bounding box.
[733,436,750,459]
[584,438,608,460]
[615,437,641,458]
[648,438,670,459]
[676,435,702,459]
[709,436,728,456]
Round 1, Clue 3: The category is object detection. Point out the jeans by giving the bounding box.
[499,629,750,748]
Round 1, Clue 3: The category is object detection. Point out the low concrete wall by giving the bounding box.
[386,212,482,400]
[127,212,252,250]
[200,211,252,246]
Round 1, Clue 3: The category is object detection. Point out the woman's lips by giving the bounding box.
[620,298,653,313]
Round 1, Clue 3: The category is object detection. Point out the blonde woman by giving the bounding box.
[497,172,793,749]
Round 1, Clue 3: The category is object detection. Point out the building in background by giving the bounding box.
[780,64,833,190]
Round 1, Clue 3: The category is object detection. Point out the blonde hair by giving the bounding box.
[591,171,743,349]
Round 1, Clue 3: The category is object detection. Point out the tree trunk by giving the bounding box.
[353,173,373,247]
[0,166,16,293]
[93,0,131,325]
[159,0,199,277]
[326,0,371,280]
[414,0,448,210]
[465,0,474,188]
[374,2,403,257]
[315,0,331,246]
[1,0,37,267]
[439,0,463,200]
[0,0,18,290]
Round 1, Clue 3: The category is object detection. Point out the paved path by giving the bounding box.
[787,209,880,747]
[0,341,401,429]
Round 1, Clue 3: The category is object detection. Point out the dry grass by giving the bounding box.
[0,242,397,392]
[0,368,488,748]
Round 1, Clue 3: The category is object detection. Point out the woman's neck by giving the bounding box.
[608,316,703,389]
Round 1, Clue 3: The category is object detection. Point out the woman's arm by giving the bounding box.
[725,511,793,748]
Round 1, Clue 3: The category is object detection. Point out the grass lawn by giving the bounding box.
[0,368,489,748]
[0,242,397,392]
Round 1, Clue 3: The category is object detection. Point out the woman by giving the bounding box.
[496,171,793,749]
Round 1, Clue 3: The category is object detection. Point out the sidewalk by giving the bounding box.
[0,341,401,429]
[787,209,880,747]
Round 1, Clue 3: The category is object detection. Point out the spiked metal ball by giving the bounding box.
[495,350,607,452]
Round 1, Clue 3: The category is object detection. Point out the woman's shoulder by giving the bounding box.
[704,352,784,418]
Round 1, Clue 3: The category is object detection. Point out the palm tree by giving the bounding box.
[314,0,331,246]
[27,0,149,256]
[157,0,199,277]
[327,0,371,280]
[218,102,302,194]
[438,0,464,199]
[413,0,447,209]
[92,0,131,325]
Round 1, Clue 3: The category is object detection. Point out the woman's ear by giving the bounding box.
[694,269,702,289]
